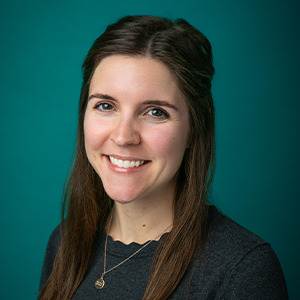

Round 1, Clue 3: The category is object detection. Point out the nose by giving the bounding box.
[110,117,141,146]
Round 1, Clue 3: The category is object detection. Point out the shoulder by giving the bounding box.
[208,206,269,261]
[182,207,288,299]
[39,224,62,291]
[46,224,61,249]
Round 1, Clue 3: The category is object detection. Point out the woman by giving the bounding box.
[39,15,288,299]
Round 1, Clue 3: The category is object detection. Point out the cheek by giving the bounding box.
[146,125,188,161]
[83,117,109,152]
[84,119,97,151]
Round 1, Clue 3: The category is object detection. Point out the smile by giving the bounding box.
[109,156,146,168]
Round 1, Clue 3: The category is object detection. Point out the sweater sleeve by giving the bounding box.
[219,244,288,300]
[39,225,61,292]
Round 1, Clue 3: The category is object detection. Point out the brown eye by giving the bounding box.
[147,108,168,119]
[152,109,163,116]
[97,103,114,111]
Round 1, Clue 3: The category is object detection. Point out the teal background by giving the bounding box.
[1,0,299,299]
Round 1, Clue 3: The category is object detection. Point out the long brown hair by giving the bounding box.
[39,15,215,299]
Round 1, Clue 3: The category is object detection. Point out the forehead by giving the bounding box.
[89,55,182,100]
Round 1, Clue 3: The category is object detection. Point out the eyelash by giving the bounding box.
[146,108,169,120]
[94,102,169,120]
[94,102,115,112]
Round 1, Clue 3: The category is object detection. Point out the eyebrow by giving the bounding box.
[88,93,178,111]
[142,100,178,111]
[88,93,116,101]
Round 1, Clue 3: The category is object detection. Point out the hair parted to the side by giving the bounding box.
[39,15,215,300]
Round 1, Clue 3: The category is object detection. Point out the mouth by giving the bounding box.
[108,155,148,169]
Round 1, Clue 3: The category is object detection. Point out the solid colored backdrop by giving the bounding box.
[0,0,299,299]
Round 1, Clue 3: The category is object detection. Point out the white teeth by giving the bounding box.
[117,160,124,167]
[109,156,146,169]
[123,160,130,168]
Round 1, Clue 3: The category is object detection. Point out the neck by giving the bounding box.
[107,196,173,245]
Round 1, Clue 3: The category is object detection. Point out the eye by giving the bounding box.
[95,102,115,111]
[147,108,169,119]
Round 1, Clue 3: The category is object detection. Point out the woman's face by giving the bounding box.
[84,55,190,205]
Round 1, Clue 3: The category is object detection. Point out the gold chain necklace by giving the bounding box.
[95,214,171,289]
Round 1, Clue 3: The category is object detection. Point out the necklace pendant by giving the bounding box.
[95,275,105,289]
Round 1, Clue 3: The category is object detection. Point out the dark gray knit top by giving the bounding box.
[39,206,288,299]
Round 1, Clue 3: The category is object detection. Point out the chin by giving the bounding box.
[105,189,141,205]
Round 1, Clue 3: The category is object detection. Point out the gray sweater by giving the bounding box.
[39,206,288,299]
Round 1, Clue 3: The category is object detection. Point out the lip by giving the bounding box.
[106,154,147,161]
[105,155,150,173]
